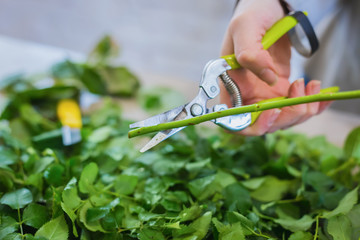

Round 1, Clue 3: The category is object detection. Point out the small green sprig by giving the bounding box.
[128,88,360,138]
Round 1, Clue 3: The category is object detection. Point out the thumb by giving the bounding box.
[227,3,284,85]
[232,19,279,85]
[236,46,278,85]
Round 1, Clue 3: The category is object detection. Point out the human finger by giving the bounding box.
[238,108,281,136]
[223,4,284,85]
[294,80,321,124]
[267,78,307,132]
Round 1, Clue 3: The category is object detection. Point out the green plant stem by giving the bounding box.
[128,90,360,138]
[313,215,320,240]
[248,227,272,239]
[18,208,24,239]
[327,157,355,177]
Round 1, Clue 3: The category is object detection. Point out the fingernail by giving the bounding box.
[312,80,321,93]
[260,69,278,86]
[295,78,305,86]
[267,109,281,127]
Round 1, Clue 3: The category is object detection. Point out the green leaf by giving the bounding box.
[288,231,313,240]
[179,204,202,222]
[51,60,80,79]
[79,162,99,194]
[62,177,82,210]
[32,129,63,150]
[212,218,245,240]
[274,215,314,232]
[0,188,33,209]
[43,164,65,186]
[144,177,168,195]
[24,234,47,240]
[164,221,181,229]
[226,211,254,235]
[33,156,54,174]
[23,203,49,229]
[60,202,78,237]
[101,205,124,231]
[87,126,113,143]
[241,177,266,190]
[3,233,23,240]
[344,126,360,160]
[246,176,292,202]
[79,200,106,233]
[173,212,212,240]
[19,104,56,131]
[160,198,181,212]
[88,35,119,64]
[327,215,352,240]
[188,175,216,200]
[347,204,360,239]
[185,158,211,172]
[138,228,166,240]
[52,61,108,94]
[0,216,18,239]
[86,198,120,223]
[114,175,138,195]
[0,169,14,191]
[151,158,186,176]
[35,215,69,240]
[82,66,108,94]
[223,183,252,213]
[61,178,81,237]
[323,187,359,219]
[137,211,161,222]
[188,171,236,201]
[0,147,18,170]
[99,66,140,97]
[25,173,43,191]
[86,206,110,222]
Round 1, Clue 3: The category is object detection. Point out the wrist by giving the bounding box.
[235,0,292,14]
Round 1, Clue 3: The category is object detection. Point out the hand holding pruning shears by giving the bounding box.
[220,0,331,135]
[129,1,360,152]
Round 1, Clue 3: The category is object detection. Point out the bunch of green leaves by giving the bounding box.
[1,36,360,240]
[1,94,360,239]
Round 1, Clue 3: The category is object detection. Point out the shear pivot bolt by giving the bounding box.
[191,104,203,116]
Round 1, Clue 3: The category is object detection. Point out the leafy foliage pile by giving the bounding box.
[1,36,360,240]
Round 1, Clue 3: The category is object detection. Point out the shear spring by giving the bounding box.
[219,72,242,107]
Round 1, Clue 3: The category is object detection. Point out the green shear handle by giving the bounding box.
[222,13,303,69]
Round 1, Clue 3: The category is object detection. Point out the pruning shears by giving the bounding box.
[130,11,320,152]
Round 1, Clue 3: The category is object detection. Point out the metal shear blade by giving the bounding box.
[139,127,185,153]
[130,103,193,152]
[129,105,185,129]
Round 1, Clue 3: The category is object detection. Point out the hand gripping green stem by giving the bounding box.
[250,86,339,124]
[220,11,312,124]
[221,12,307,69]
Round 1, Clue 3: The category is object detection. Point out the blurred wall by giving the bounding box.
[0,0,235,81]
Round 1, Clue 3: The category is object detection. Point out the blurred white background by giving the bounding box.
[0,0,235,81]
